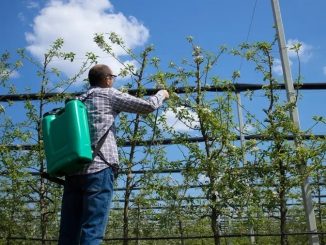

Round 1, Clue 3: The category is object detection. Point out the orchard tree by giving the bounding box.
[0,39,96,243]
[235,40,326,245]
[94,32,170,244]
[164,37,251,245]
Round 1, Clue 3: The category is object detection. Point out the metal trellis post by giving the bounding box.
[271,0,319,244]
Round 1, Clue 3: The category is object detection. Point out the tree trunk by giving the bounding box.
[211,207,221,245]
[316,173,325,245]
[279,158,288,245]
[178,219,185,245]
[123,172,131,245]
[123,113,140,245]
[136,205,140,245]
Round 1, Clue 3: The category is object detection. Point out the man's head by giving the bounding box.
[88,64,116,88]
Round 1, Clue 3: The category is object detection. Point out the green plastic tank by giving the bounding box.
[42,99,92,176]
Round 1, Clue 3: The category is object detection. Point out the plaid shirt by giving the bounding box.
[74,86,166,175]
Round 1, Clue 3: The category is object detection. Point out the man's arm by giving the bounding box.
[110,88,169,114]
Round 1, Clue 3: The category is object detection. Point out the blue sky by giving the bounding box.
[1,0,325,134]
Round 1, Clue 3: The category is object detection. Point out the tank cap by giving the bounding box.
[43,107,63,117]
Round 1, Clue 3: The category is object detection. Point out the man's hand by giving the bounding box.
[161,90,169,100]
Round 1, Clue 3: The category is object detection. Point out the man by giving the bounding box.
[58,64,169,244]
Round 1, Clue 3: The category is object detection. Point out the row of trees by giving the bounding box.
[0,33,325,244]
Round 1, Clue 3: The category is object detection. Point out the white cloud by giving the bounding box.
[272,58,293,77]
[198,174,210,184]
[26,1,40,9]
[323,66,326,76]
[273,39,313,77]
[25,0,149,83]
[287,39,313,63]
[272,58,283,76]
[236,123,255,134]
[1,69,20,79]
[164,107,199,132]
[18,12,26,23]
[9,70,20,79]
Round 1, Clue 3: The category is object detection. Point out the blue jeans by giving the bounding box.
[58,167,115,245]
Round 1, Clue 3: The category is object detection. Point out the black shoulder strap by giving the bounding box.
[92,128,111,159]
[79,90,94,103]
[41,172,65,185]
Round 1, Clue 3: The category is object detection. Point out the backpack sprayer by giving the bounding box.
[42,99,93,177]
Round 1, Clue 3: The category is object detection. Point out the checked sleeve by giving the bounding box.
[110,88,165,114]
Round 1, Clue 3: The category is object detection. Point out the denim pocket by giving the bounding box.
[84,168,107,192]
[85,167,115,192]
